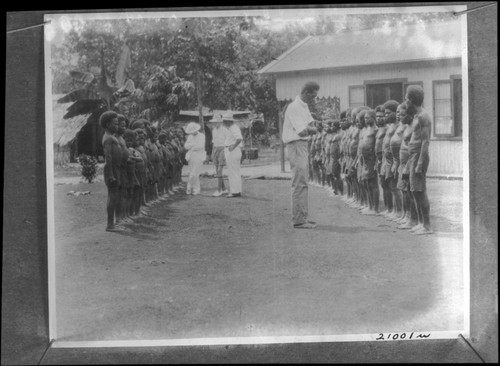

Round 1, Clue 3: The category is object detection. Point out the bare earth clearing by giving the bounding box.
[53,172,464,342]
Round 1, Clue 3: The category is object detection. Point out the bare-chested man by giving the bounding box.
[354,109,368,209]
[320,123,329,187]
[100,111,123,232]
[116,114,132,224]
[346,107,361,206]
[360,110,379,215]
[307,133,314,184]
[312,123,324,186]
[396,104,419,230]
[323,121,335,196]
[340,109,352,201]
[173,128,187,191]
[157,131,171,200]
[354,108,371,210]
[380,100,399,218]
[149,125,162,203]
[330,120,343,195]
[142,121,157,204]
[374,105,388,210]
[405,85,433,235]
[130,120,151,216]
[164,130,177,195]
[388,103,407,221]
[123,129,143,218]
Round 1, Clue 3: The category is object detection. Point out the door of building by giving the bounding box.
[366,82,403,109]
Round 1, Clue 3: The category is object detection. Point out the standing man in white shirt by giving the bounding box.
[222,113,243,198]
[208,114,229,196]
[183,122,206,195]
[282,81,320,229]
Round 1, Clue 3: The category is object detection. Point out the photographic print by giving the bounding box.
[44,5,469,347]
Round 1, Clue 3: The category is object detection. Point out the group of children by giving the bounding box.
[99,110,187,232]
[308,85,433,235]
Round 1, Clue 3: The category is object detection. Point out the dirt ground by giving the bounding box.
[53,175,464,342]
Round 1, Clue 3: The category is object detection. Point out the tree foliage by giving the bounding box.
[52,11,454,133]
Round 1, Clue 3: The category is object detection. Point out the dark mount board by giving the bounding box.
[3,4,498,364]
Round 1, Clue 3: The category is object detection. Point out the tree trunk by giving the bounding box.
[196,66,205,148]
[278,112,284,172]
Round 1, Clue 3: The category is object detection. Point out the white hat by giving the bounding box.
[184,122,201,134]
[208,114,223,123]
[222,113,235,122]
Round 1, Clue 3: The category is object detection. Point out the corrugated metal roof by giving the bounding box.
[258,20,462,74]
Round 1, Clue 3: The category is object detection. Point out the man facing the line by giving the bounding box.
[282,81,320,229]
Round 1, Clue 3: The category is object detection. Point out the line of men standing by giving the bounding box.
[284,82,432,235]
[100,111,186,232]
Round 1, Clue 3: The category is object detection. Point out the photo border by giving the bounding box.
[2,3,498,364]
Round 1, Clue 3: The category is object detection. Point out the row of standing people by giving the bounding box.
[100,111,187,232]
[306,85,432,235]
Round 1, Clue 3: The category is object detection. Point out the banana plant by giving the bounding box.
[57,38,131,120]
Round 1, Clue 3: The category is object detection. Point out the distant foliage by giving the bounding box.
[312,96,341,121]
[78,154,98,183]
[253,132,271,147]
[122,65,195,127]
[52,13,453,134]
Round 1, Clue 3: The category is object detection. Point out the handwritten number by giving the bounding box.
[376,332,429,340]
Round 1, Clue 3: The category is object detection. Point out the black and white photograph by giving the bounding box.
[43,5,470,348]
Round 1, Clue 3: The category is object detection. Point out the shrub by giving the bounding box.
[78,154,98,183]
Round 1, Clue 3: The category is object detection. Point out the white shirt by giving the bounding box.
[184,132,205,152]
[212,126,227,147]
[282,95,314,143]
[224,124,243,147]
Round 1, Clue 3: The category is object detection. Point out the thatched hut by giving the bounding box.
[52,94,92,166]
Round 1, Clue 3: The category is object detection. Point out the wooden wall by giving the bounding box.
[275,59,462,132]
[428,139,463,177]
[275,59,464,177]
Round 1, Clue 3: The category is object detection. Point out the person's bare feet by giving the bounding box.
[414,226,434,235]
[409,223,424,233]
[106,225,124,232]
[293,222,316,229]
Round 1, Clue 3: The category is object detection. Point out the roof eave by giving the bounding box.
[257,35,313,75]
[261,56,462,74]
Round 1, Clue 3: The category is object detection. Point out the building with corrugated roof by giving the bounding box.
[259,20,464,177]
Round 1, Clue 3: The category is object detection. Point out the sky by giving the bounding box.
[44,5,465,45]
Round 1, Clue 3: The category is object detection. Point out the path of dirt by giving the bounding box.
[53,177,464,342]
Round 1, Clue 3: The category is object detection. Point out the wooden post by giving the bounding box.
[196,67,204,134]
[278,106,285,173]
[249,122,253,149]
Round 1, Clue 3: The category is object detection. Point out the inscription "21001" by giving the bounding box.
[375,332,431,341]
